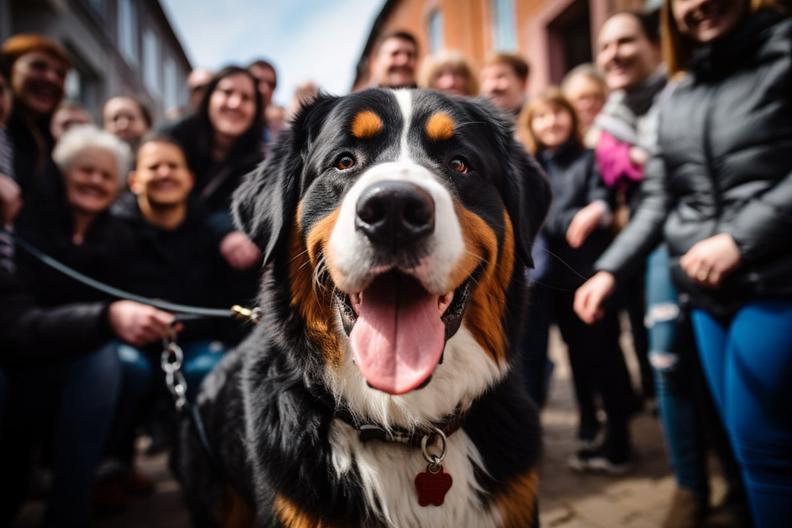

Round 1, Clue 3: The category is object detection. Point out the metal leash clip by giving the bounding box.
[231,304,263,324]
[161,331,188,411]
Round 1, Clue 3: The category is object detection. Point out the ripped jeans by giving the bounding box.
[646,246,710,501]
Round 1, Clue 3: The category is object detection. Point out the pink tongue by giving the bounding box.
[349,274,445,395]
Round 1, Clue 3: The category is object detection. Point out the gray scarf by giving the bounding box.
[595,70,666,148]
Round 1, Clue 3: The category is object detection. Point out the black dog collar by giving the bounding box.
[334,407,465,448]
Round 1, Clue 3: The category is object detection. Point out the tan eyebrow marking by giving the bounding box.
[350,110,384,139]
[425,112,455,141]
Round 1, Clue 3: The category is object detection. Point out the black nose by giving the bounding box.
[355,180,435,247]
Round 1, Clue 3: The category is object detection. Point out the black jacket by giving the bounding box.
[596,11,792,309]
[112,195,229,342]
[16,211,135,308]
[540,142,613,289]
[0,267,113,366]
[3,213,133,365]
[7,106,69,234]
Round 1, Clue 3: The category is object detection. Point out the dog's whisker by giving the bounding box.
[289,247,311,263]
[463,249,488,265]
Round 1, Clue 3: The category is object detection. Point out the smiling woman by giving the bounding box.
[52,125,130,245]
[159,65,265,319]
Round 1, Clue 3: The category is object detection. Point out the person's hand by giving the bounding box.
[567,202,608,248]
[574,271,616,324]
[220,231,262,270]
[680,233,742,288]
[0,174,22,227]
[628,145,649,166]
[108,300,175,346]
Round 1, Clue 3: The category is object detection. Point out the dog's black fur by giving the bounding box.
[180,89,550,527]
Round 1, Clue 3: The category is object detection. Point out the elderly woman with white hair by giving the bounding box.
[0,125,175,526]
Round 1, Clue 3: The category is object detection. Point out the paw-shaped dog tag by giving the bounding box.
[415,465,453,506]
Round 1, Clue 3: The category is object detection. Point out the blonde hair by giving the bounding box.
[517,87,581,155]
[417,50,479,96]
[661,0,786,74]
[561,63,608,97]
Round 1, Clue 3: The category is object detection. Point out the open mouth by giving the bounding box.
[76,185,109,199]
[336,270,473,395]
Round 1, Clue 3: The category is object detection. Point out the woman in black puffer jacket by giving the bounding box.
[575,2,792,526]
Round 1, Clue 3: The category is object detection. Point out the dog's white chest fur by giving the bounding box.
[329,420,502,528]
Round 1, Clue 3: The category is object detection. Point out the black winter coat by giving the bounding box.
[112,195,229,342]
[7,107,69,235]
[0,268,114,366]
[2,213,133,365]
[540,142,614,289]
[596,11,792,310]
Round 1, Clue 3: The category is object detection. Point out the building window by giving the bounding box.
[65,70,82,102]
[164,57,180,113]
[143,30,160,94]
[428,10,443,53]
[64,60,100,112]
[118,0,137,64]
[492,0,517,51]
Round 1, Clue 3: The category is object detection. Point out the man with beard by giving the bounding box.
[480,53,530,120]
[1,34,70,226]
[368,30,419,88]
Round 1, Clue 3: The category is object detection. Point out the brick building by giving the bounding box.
[353,0,659,94]
[0,0,192,119]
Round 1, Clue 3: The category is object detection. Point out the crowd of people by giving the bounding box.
[0,0,790,526]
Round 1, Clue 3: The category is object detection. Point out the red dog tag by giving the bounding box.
[415,466,453,506]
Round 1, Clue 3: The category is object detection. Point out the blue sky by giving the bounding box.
[161,0,385,107]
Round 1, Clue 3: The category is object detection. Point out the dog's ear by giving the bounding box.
[458,98,551,267]
[502,142,551,267]
[233,94,339,265]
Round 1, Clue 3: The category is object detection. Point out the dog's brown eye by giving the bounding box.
[449,158,469,174]
[336,155,356,171]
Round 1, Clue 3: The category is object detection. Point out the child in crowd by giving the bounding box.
[519,88,636,472]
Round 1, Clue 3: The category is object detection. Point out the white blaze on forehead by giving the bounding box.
[328,161,465,294]
[392,89,413,161]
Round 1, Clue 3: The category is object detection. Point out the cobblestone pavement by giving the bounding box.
[16,327,724,527]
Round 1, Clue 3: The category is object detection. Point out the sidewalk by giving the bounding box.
[538,327,726,528]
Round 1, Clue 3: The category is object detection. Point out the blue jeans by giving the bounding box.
[0,342,122,526]
[692,300,792,527]
[645,247,709,502]
[114,339,227,456]
[118,339,228,403]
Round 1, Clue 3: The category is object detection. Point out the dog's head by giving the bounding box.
[235,89,549,421]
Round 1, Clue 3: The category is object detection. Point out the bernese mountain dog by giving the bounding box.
[179,88,551,528]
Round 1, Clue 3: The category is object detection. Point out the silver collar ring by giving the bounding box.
[421,425,448,470]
